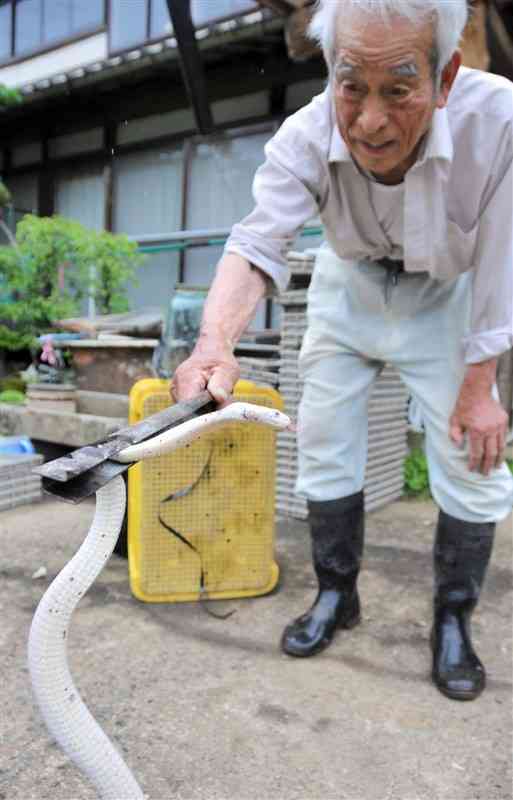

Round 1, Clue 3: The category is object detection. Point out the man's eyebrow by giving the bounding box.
[335,60,359,75]
[389,62,418,77]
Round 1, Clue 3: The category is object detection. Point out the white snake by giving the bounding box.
[28,402,291,800]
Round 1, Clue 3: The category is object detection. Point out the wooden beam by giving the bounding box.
[460,0,490,71]
[165,0,214,135]
[37,137,54,216]
[256,0,295,16]
[103,122,116,232]
[285,4,319,62]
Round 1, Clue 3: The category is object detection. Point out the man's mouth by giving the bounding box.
[358,140,395,155]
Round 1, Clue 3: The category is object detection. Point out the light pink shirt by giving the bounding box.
[225,67,513,364]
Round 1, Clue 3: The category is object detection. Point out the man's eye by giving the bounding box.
[387,86,409,98]
[342,83,362,94]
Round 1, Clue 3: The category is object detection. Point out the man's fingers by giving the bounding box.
[171,374,208,402]
[449,421,465,448]
[495,430,506,469]
[467,431,484,472]
[206,381,230,404]
[207,371,238,405]
[481,436,498,476]
[170,349,239,406]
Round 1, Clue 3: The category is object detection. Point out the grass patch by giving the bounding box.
[404,448,431,499]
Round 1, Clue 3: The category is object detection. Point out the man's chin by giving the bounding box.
[353,152,406,184]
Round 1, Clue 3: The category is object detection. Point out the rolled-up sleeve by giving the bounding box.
[463,155,513,364]
[224,121,327,294]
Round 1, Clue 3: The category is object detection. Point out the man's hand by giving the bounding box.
[171,333,240,405]
[450,360,509,475]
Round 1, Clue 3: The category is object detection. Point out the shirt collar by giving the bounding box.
[328,103,453,167]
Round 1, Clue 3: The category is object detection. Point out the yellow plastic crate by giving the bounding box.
[127,379,283,603]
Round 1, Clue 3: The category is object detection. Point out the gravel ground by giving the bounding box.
[1,494,511,800]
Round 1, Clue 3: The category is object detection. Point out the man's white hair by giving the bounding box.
[309,0,468,79]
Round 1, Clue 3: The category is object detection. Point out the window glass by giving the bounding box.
[191,0,257,27]
[43,0,71,44]
[113,148,183,313]
[184,132,269,292]
[55,165,105,230]
[150,0,172,38]
[13,0,103,56]
[113,147,183,235]
[55,165,106,316]
[125,250,180,314]
[15,0,41,54]
[187,133,269,230]
[71,0,104,32]
[0,2,12,60]
[110,0,148,50]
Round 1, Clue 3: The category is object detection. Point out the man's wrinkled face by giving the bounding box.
[333,15,458,184]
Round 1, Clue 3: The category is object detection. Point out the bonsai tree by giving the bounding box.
[0,214,145,351]
[90,231,145,314]
[0,85,22,108]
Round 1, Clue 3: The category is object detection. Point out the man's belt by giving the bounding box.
[375,257,405,273]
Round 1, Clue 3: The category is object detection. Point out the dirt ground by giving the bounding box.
[1,494,511,800]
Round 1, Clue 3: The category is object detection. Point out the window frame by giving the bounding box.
[0,0,107,66]
[108,0,260,57]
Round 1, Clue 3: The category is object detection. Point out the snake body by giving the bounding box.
[28,403,291,799]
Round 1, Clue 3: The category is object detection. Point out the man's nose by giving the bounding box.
[358,97,388,136]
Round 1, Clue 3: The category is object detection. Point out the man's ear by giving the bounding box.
[436,50,462,109]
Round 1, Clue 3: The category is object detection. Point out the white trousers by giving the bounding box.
[295,246,513,523]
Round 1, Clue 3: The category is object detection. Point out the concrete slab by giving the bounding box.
[0,496,511,800]
[0,402,126,447]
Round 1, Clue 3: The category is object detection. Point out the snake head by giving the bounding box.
[221,403,292,431]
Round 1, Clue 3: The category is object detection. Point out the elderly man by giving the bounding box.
[173,0,513,701]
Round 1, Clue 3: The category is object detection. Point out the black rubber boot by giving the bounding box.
[281,491,364,658]
[431,510,495,701]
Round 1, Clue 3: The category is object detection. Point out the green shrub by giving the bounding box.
[507,459,513,476]
[0,376,25,393]
[0,85,22,108]
[404,448,431,497]
[0,389,25,405]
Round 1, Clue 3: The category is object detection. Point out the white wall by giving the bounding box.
[0,31,107,88]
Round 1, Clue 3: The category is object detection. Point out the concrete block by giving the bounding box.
[0,403,127,447]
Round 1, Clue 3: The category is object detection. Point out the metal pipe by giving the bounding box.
[135,225,323,253]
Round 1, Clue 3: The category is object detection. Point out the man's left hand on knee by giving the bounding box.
[449,359,509,475]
